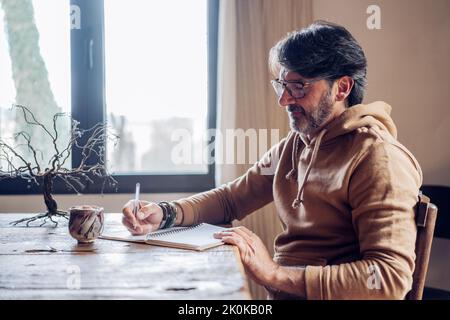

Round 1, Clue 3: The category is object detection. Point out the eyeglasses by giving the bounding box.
[270,78,315,99]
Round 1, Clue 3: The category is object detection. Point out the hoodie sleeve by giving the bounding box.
[172,136,288,226]
[304,141,422,300]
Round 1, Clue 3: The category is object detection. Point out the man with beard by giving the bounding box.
[122,21,422,300]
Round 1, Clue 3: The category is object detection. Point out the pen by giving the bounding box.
[133,182,140,228]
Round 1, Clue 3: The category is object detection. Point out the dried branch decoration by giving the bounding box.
[0,105,118,226]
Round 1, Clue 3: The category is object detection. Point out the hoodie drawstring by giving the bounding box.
[285,133,300,181]
[291,129,327,209]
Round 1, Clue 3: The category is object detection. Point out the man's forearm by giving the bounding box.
[267,265,307,298]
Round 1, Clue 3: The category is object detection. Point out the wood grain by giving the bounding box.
[0,214,250,300]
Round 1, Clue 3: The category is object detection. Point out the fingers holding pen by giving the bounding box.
[122,199,148,231]
[122,215,142,235]
[122,199,138,228]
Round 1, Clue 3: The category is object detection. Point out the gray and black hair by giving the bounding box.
[269,20,367,106]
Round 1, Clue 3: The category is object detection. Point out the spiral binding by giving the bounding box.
[147,223,204,238]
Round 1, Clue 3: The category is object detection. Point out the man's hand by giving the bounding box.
[214,226,279,286]
[122,200,163,235]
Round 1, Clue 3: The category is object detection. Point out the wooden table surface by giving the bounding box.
[0,214,250,300]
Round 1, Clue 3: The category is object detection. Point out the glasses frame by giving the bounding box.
[270,77,322,99]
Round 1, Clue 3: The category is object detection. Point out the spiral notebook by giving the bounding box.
[100,223,228,251]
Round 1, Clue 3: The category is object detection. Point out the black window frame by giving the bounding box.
[0,0,218,195]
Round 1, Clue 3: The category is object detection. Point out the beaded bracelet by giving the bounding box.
[166,202,178,228]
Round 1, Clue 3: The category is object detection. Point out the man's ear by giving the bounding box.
[335,76,354,102]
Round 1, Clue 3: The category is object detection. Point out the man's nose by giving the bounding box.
[278,88,296,107]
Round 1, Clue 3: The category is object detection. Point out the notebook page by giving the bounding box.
[145,223,227,248]
[100,224,148,242]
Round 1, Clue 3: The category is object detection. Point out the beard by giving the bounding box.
[287,88,334,135]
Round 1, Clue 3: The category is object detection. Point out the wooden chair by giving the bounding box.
[406,193,438,300]
[419,185,450,299]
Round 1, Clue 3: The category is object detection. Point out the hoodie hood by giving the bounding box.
[316,100,397,143]
[287,101,398,208]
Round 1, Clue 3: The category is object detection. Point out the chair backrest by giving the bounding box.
[406,194,438,300]
[420,185,450,239]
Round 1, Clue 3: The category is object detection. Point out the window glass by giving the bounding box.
[104,0,209,174]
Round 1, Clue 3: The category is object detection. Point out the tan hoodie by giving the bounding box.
[173,101,422,300]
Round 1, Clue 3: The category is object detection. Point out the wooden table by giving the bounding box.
[0,214,250,300]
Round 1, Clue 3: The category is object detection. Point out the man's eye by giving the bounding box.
[289,83,304,90]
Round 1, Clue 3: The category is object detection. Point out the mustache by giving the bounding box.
[287,105,305,114]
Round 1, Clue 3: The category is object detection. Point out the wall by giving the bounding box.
[313,0,450,185]
[313,0,450,292]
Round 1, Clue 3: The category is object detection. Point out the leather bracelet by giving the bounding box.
[159,202,170,229]
[158,202,169,229]
[158,201,176,229]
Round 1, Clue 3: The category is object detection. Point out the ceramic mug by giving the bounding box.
[68,205,104,243]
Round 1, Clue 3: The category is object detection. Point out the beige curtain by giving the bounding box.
[216,0,313,299]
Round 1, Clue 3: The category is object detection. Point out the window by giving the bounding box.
[0,0,218,194]
[0,0,72,174]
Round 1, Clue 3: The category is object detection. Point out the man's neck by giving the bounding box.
[306,105,347,141]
